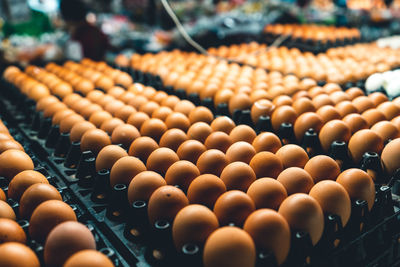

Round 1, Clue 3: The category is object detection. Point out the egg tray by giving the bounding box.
[2,77,400,267]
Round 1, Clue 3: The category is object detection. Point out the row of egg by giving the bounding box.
[262,24,361,42]
[206,43,400,83]
[4,61,399,266]
[0,119,114,266]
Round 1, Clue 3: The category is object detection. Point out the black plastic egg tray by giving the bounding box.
[1,73,400,267]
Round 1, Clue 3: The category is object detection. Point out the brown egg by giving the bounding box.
[187,174,226,209]
[36,96,59,112]
[249,151,283,179]
[252,132,282,153]
[335,101,358,117]
[228,93,252,116]
[173,100,195,116]
[140,118,167,142]
[152,91,168,105]
[229,125,257,144]
[86,90,104,103]
[165,112,191,132]
[8,170,48,200]
[352,96,375,113]
[187,122,213,143]
[95,145,128,172]
[246,178,287,210]
[0,200,16,220]
[251,99,275,124]
[361,109,386,127]
[19,183,62,220]
[111,124,140,149]
[309,181,351,226]
[277,167,314,195]
[244,209,290,265]
[312,94,334,109]
[371,121,400,141]
[381,138,400,175]
[188,107,214,124]
[304,155,340,183]
[345,87,364,100]
[79,104,102,120]
[87,110,112,128]
[203,226,256,267]
[59,114,85,134]
[210,116,236,134]
[220,162,256,192]
[213,190,255,226]
[29,200,77,242]
[95,76,114,91]
[342,113,369,134]
[165,161,200,192]
[368,92,388,106]
[152,106,173,121]
[204,131,232,153]
[308,86,324,98]
[392,116,400,131]
[69,121,96,143]
[0,218,26,244]
[53,82,73,98]
[348,129,384,163]
[139,101,160,117]
[0,139,24,153]
[271,105,298,132]
[275,144,309,169]
[278,193,324,245]
[273,95,293,107]
[52,109,75,125]
[44,221,96,267]
[80,129,111,155]
[0,133,13,142]
[127,112,150,131]
[129,95,148,110]
[100,118,124,136]
[158,129,187,152]
[71,98,92,113]
[147,185,188,224]
[146,147,179,176]
[316,106,341,123]
[172,204,219,250]
[177,140,207,164]
[0,188,5,201]
[330,91,350,104]
[377,102,400,120]
[225,141,256,164]
[127,171,166,204]
[294,112,323,142]
[115,105,137,122]
[108,156,146,188]
[196,149,228,176]
[64,250,114,267]
[128,136,159,164]
[336,169,375,210]
[319,120,351,152]
[292,97,316,115]
[0,242,40,267]
[0,150,34,180]
[43,102,67,118]
[292,91,311,101]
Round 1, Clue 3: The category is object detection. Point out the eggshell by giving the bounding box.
[52,109,75,125]
[172,204,219,250]
[104,100,125,116]
[278,193,324,245]
[203,227,256,267]
[348,129,384,163]
[304,155,340,183]
[64,250,114,267]
[8,170,48,200]
[187,122,213,143]
[44,221,96,267]
[243,209,291,265]
[294,112,323,142]
[273,95,293,107]
[277,167,314,195]
[225,141,256,164]
[249,151,283,178]
[246,178,287,210]
[204,132,232,153]
[275,144,309,169]
[0,188,5,201]
[0,149,34,180]
[69,121,96,143]
[229,125,257,144]
[187,174,226,209]
[140,101,159,116]
[361,109,386,127]
[127,171,166,204]
[165,112,191,132]
[0,200,16,220]
[309,181,351,226]
[0,140,24,153]
[0,242,40,267]
[251,99,275,123]
[377,102,400,120]
[100,118,125,136]
[219,162,256,192]
[271,105,298,132]
[319,120,351,153]
[368,92,388,106]
[59,114,85,134]
[19,183,62,219]
[115,105,137,122]
[110,156,146,187]
[128,136,159,164]
[147,185,188,225]
[146,147,179,176]
[381,138,400,176]
[159,129,188,152]
[342,113,369,134]
[335,101,358,117]
[292,97,316,115]
[111,124,141,149]
[371,121,400,141]
[213,190,255,226]
[127,112,150,130]
[165,161,200,192]
[229,94,252,115]
[140,118,167,142]
[336,168,375,210]
[177,140,207,164]
[345,87,364,100]
[352,96,375,113]
[210,116,236,134]
[196,149,228,176]
[95,145,128,172]
[0,218,26,244]
[80,129,111,155]
[29,200,77,242]
[89,111,113,128]
[152,106,173,121]
[316,105,341,123]
[252,132,282,153]
[43,102,67,118]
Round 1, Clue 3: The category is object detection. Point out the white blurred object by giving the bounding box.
[65,40,83,61]
[385,78,400,99]
[365,73,384,93]
[377,36,400,49]
[366,68,400,98]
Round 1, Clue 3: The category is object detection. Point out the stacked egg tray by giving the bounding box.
[1,59,400,267]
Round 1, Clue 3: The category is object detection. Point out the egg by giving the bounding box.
[147,185,188,225]
[0,242,40,267]
[229,125,257,144]
[225,141,256,164]
[293,112,323,142]
[292,97,316,115]
[304,155,340,183]
[316,105,341,123]
[371,121,400,141]
[213,190,255,226]
[177,140,207,164]
[164,161,200,192]
[127,112,150,130]
[159,129,188,152]
[377,102,400,120]
[139,101,160,117]
[8,170,48,200]
[228,94,252,115]
[219,162,256,191]
[59,114,85,134]
[69,121,96,143]
[249,151,283,179]
[89,111,113,128]
[342,113,369,134]
[271,105,298,132]
[196,149,228,176]
[336,169,375,210]
[275,144,309,169]
[210,116,236,134]
[43,102,67,118]
[345,87,364,100]
[19,183,62,220]
[0,149,34,180]
[361,109,386,127]
[0,200,16,220]
[309,181,351,226]
[0,139,24,153]
[187,174,226,209]
[29,200,77,242]
[128,136,159,164]
[44,221,96,267]
[368,92,388,107]
[381,138,400,176]
[127,171,166,204]
[140,118,167,142]
[115,105,137,122]
[188,107,214,124]
[0,218,26,244]
[129,95,148,110]
[71,99,92,113]
[80,129,111,155]
[104,100,125,116]
[146,147,179,176]
[172,204,219,251]
[52,109,75,125]
[252,132,282,153]
[0,188,5,201]
[164,112,191,132]
[277,167,314,195]
[246,178,287,210]
[348,129,384,164]
[111,124,140,149]
[187,122,213,143]
[352,96,375,113]
[278,193,324,245]
[203,226,256,267]
[152,106,173,121]
[319,120,351,153]
[273,95,293,107]
[251,99,275,124]
[109,156,146,188]
[64,250,114,267]
[243,209,291,265]
[95,145,128,172]
[204,132,233,153]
